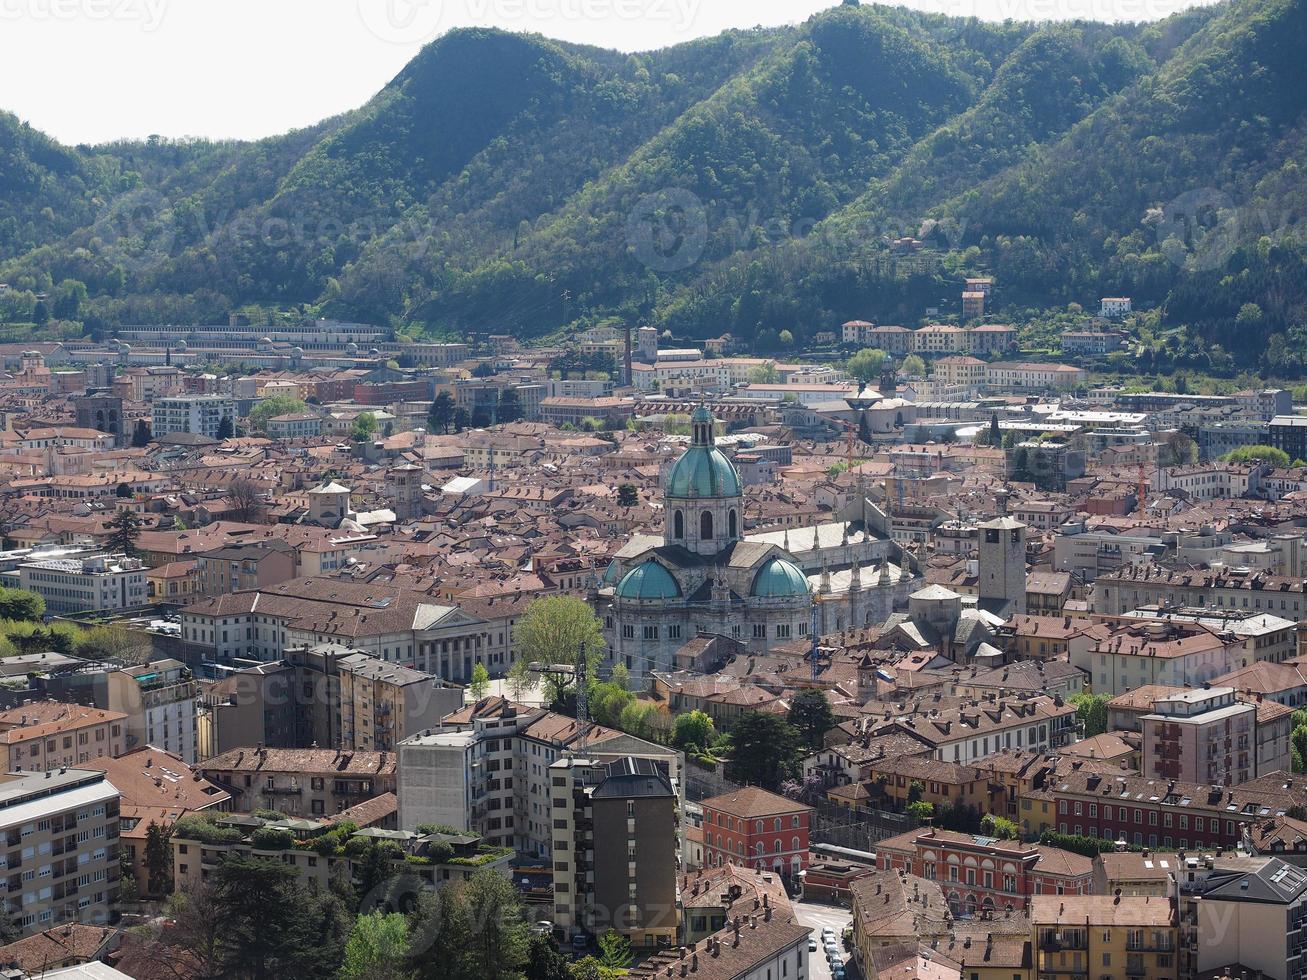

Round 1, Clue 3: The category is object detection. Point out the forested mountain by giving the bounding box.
[1,0,1305,366]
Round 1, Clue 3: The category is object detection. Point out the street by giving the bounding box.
[793,899,854,980]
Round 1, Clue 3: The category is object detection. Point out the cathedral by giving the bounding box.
[595,406,921,680]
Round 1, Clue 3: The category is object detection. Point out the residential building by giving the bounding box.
[0,703,127,771]
[264,412,324,440]
[18,554,148,614]
[1100,297,1133,318]
[1194,858,1307,980]
[875,827,1092,917]
[1018,764,1307,850]
[1031,893,1178,980]
[986,362,1087,391]
[699,787,812,878]
[150,395,236,440]
[1141,687,1257,786]
[550,756,678,948]
[193,541,296,598]
[0,768,121,937]
[398,696,679,859]
[197,746,397,818]
[171,813,511,896]
[105,661,198,764]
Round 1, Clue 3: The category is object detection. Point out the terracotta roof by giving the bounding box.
[0,924,116,972]
[88,747,230,810]
[201,746,395,777]
[700,786,811,820]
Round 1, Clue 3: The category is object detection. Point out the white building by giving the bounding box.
[151,395,236,439]
[107,660,199,764]
[0,768,121,937]
[1100,297,1132,318]
[18,554,148,614]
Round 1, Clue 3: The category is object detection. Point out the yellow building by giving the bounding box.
[1031,894,1178,980]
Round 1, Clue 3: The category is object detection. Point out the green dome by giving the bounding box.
[751,557,811,598]
[666,446,742,499]
[616,561,682,600]
[602,562,622,586]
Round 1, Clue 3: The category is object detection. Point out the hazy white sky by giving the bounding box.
[2,0,1214,145]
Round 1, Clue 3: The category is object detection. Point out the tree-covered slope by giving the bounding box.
[0,0,1303,364]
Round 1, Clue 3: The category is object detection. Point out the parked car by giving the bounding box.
[808,939,818,953]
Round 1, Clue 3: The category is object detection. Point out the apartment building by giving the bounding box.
[0,769,121,937]
[1018,765,1307,850]
[197,746,397,818]
[1141,687,1257,786]
[181,577,514,680]
[171,813,511,896]
[0,703,126,772]
[105,661,198,764]
[195,646,461,759]
[986,362,1087,391]
[397,696,679,859]
[875,828,1092,917]
[17,554,148,615]
[1093,565,1307,621]
[549,756,678,947]
[264,412,324,440]
[1072,623,1243,697]
[150,395,236,440]
[1032,894,1178,980]
[699,787,812,878]
[1194,858,1307,980]
[193,541,296,598]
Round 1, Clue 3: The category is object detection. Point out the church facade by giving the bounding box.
[594,406,920,681]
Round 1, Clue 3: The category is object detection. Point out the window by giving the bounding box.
[673,511,684,539]
[700,511,714,541]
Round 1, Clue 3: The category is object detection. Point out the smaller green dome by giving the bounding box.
[616,561,682,600]
[602,562,622,586]
[751,557,811,598]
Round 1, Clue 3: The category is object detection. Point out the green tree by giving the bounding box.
[497,387,523,423]
[469,663,490,701]
[351,412,379,443]
[215,416,235,440]
[472,362,496,379]
[747,362,780,384]
[672,710,715,750]
[727,712,801,790]
[0,588,44,622]
[616,484,638,508]
[980,814,1019,840]
[144,821,173,896]
[907,800,934,823]
[131,419,152,447]
[341,912,412,980]
[1293,726,1307,773]
[51,278,87,321]
[901,354,926,377]
[506,596,604,707]
[105,508,143,556]
[598,929,632,971]
[525,933,571,980]
[428,392,455,433]
[788,690,836,750]
[248,395,308,433]
[1070,694,1109,738]
[846,348,887,384]
[1223,445,1291,467]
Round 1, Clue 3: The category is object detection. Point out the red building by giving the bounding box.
[1024,766,1307,851]
[353,380,432,405]
[875,827,1092,917]
[700,787,813,878]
